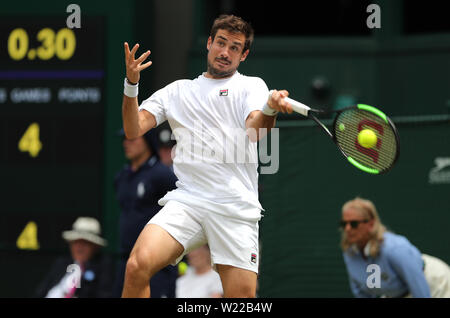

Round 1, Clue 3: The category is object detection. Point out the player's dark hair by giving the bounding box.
[210,14,254,53]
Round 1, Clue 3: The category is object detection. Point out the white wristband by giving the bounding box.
[124,78,138,98]
[262,103,278,116]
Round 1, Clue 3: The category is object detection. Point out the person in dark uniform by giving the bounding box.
[112,128,178,298]
[154,121,176,168]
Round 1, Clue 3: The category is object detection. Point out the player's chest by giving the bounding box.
[175,85,245,125]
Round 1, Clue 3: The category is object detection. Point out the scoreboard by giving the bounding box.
[0,16,106,252]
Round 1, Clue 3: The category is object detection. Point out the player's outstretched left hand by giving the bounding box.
[124,42,152,84]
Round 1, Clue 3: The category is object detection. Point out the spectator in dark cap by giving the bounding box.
[154,121,176,168]
[112,128,178,297]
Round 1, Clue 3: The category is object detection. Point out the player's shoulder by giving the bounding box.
[173,78,193,86]
[232,73,268,96]
[162,78,193,91]
[236,72,267,86]
[153,78,193,96]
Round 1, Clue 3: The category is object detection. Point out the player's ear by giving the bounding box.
[240,49,249,62]
[207,36,212,50]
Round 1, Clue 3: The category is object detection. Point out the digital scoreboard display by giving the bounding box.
[0,16,106,252]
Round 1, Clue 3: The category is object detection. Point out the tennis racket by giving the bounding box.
[273,91,400,174]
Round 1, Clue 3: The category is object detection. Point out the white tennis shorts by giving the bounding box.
[148,200,260,274]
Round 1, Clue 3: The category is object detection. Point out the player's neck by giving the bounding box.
[204,69,237,79]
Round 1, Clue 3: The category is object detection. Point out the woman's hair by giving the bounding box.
[340,197,387,257]
[210,14,254,53]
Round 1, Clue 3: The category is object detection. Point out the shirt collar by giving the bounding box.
[349,242,372,258]
[363,242,372,258]
[200,71,240,82]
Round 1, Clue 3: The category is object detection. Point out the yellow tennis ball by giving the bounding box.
[178,261,188,276]
[358,129,377,148]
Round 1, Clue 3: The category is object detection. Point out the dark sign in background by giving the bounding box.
[0,17,105,252]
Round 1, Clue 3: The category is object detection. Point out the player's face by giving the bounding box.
[206,29,249,79]
[341,208,374,247]
[123,136,149,161]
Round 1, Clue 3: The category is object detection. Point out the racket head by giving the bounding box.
[332,104,400,174]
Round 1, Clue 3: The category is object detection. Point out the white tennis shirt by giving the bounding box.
[139,71,269,219]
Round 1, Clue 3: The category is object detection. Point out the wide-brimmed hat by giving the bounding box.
[62,217,107,247]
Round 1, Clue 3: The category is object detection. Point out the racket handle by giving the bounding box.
[285,97,311,117]
[268,90,311,117]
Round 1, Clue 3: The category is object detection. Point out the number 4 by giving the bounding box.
[16,221,40,250]
[18,122,42,158]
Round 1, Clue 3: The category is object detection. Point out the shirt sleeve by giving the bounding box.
[139,86,170,127]
[387,245,431,297]
[243,77,269,122]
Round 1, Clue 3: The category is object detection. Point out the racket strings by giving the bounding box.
[334,109,398,172]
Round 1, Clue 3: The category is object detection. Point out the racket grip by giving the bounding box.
[268,90,311,117]
[284,97,311,117]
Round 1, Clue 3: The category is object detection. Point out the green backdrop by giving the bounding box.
[258,119,450,297]
[0,0,449,298]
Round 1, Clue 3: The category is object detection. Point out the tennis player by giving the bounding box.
[121,14,292,298]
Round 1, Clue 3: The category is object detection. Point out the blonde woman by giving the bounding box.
[340,197,450,298]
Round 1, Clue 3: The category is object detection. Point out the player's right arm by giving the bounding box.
[122,42,155,139]
[122,95,156,138]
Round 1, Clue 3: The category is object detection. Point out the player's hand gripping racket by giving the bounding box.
[271,91,400,174]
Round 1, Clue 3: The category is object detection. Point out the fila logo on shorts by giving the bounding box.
[251,253,257,264]
[219,89,228,96]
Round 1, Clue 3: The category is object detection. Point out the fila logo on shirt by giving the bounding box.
[219,89,228,96]
[251,253,257,264]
